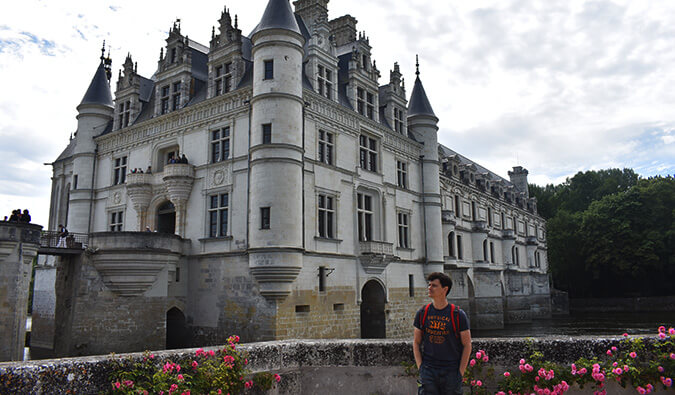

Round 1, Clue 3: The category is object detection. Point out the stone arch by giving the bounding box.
[166,307,189,350]
[152,139,180,173]
[146,195,170,232]
[360,279,386,339]
[156,201,176,234]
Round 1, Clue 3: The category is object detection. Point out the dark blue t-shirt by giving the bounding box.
[414,304,469,368]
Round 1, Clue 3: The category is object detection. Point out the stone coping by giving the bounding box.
[0,337,650,394]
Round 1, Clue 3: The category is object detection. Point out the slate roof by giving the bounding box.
[407,76,435,117]
[80,62,113,107]
[439,145,514,187]
[250,0,301,36]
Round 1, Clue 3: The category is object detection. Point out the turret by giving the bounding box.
[407,57,443,274]
[248,0,306,301]
[68,43,114,233]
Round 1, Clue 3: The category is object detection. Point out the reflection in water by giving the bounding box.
[473,311,675,338]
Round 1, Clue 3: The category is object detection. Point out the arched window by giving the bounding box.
[448,231,455,257]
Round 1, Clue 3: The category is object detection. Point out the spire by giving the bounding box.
[79,44,114,108]
[251,0,301,36]
[407,55,436,117]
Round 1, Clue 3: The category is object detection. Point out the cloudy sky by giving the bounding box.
[1,0,674,227]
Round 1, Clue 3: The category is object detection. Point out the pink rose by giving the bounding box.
[629,352,637,358]
[504,371,511,377]
[658,326,666,333]
[274,374,281,382]
[669,328,675,335]
[482,356,489,362]
[469,359,476,367]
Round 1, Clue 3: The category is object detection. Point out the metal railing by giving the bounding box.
[40,231,88,250]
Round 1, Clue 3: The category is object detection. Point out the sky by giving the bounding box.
[1,0,674,227]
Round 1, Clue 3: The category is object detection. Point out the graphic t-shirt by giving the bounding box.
[413,304,470,368]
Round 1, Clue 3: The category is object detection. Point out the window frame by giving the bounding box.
[262,123,272,144]
[208,192,229,238]
[397,210,410,249]
[160,85,170,115]
[109,210,124,232]
[210,127,231,163]
[214,62,233,96]
[396,160,408,188]
[359,134,378,173]
[260,207,271,229]
[318,130,334,166]
[317,193,336,239]
[172,81,182,111]
[113,156,128,185]
[356,192,374,241]
[263,59,274,80]
[317,65,333,99]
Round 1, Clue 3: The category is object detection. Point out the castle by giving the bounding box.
[29,0,550,358]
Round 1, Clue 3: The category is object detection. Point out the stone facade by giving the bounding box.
[35,0,550,358]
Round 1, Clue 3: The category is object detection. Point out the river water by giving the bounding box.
[472,311,675,338]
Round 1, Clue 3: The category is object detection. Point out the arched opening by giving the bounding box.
[157,201,176,234]
[166,307,189,350]
[360,280,386,339]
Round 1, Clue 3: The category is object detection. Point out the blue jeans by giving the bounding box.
[417,364,463,395]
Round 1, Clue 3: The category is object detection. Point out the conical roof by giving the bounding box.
[79,61,113,107]
[407,75,436,117]
[251,0,301,36]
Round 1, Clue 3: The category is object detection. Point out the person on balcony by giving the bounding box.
[413,272,472,395]
[57,224,68,248]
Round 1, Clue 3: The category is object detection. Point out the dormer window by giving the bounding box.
[160,85,170,114]
[170,48,177,63]
[394,108,404,133]
[172,81,181,111]
[118,100,131,128]
[215,62,232,96]
[357,87,375,120]
[366,93,374,119]
[317,65,332,99]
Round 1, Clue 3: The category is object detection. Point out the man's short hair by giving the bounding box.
[427,272,452,296]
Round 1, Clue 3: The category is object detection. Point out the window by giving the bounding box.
[172,81,181,111]
[318,130,334,165]
[535,251,541,268]
[512,246,520,266]
[472,201,477,221]
[490,242,495,263]
[409,274,414,297]
[397,212,410,248]
[483,240,488,262]
[109,211,123,231]
[457,234,463,260]
[170,47,177,63]
[317,65,332,99]
[73,175,78,190]
[317,194,335,238]
[396,160,408,188]
[113,156,127,185]
[160,85,170,114]
[175,267,180,282]
[208,193,229,237]
[501,213,505,229]
[119,100,130,128]
[448,231,455,257]
[488,207,493,227]
[454,196,460,216]
[357,193,373,241]
[262,123,272,144]
[214,62,232,96]
[211,127,231,163]
[318,266,326,292]
[359,134,378,172]
[264,59,274,80]
[357,87,365,115]
[366,92,374,119]
[260,207,270,229]
[394,108,404,133]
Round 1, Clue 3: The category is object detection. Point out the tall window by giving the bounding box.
[359,135,377,172]
[264,59,274,80]
[535,251,541,268]
[172,81,182,111]
[357,193,373,241]
[262,123,272,144]
[160,85,170,114]
[366,92,374,119]
[215,62,232,96]
[397,212,410,248]
[512,246,520,266]
[448,231,455,257]
[488,207,493,227]
[208,193,229,237]
[472,201,477,221]
[211,127,230,163]
[457,234,463,260]
[317,194,335,238]
[119,100,130,128]
[260,207,270,229]
[357,87,365,116]
[318,130,334,165]
[454,196,461,216]
[109,211,123,231]
[170,47,177,63]
[317,65,332,99]
[483,240,488,261]
[490,242,495,263]
[113,156,127,185]
[396,160,408,188]
[394,108,404,133]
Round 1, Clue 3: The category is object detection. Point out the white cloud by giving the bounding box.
[1,0,674,227]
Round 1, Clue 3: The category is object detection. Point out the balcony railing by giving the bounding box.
[359,240,394,255]
[40,231,88,250]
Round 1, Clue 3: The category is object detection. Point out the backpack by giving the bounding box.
[420,303,461,339]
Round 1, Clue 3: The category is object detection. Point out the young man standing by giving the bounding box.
[413,272,472,395]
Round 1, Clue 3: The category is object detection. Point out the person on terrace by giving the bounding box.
[413,272,472,395]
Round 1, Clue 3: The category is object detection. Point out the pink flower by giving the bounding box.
[520,359,526,365]
[611,346,617,351]
[658,366,664,373]
[123,380,134,388]
[177,374,184,381]
[469,359,476,367]
[658,326,666,333]
[114,382,121,389]
[191,360,198,369]
[623,333,629,337]
[476,351,482,359]
[274,374,281,383]
[670,353,675,360]
[579,368,587,375]
[482,356,489,362]
[629,352,637,358]
[612,362,618,367]
[497,392,506,395]
[209,350,215,357]
[659,333,667,340]
[606,350,613,356]
[504,371,511,377]
[665,378,672,387]
[217,390,222,395]
[669,328,675,335]
[637,386,646,394]
[244,381,253,389]
[476,380,482,387]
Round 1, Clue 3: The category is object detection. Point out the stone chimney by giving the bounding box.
[508,166,529,198]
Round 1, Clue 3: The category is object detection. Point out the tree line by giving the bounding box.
[529,169,674,298]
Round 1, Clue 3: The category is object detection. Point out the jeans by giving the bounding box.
[417,364,463,395]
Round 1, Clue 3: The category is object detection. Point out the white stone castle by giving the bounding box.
[35,0,550,357]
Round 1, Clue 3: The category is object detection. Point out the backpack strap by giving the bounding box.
[450,304,460,339]
[421,303,431,328]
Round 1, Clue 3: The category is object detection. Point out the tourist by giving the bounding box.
[57,224,68,248]
[145,226,152,232]
[9,209,19,222]
[413,272,472,395]
[21,209,31,223]
[146,166,152,174]
[2,216,7,221]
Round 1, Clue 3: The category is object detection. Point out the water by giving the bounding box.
[472,311,675,338]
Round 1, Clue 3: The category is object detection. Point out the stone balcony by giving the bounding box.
[358,240,395,274]
[359,240,394,256]
[472,220,488,233]
[526,236,538,245]
[502,229,515,239]
[441,210,456,224]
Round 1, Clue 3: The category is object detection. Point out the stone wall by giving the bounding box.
[2,338,669,394]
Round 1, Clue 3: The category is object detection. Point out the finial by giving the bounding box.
[134,62,137,73]
[212,26,215,39]
[415,55,420,77]
[235,15,238,29]
[100,40,106,62]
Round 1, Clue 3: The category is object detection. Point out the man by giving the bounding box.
[413,272,472,395]
[57,224,68,248]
